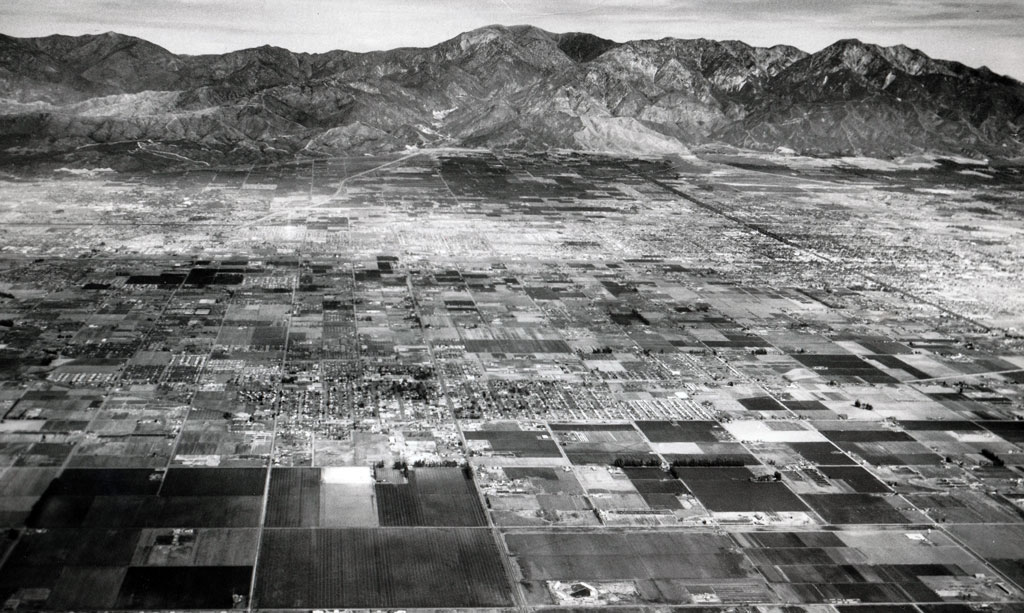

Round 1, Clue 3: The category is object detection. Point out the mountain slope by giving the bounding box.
[717,39,1024,155]
[0,25,1021,166]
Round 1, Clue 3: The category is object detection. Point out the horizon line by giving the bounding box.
[0,24,1003,77]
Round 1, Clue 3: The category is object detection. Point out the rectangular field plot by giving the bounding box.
[321,482,377,527]
[375,467,486,526]
[550,424,654,465]
[136,496,265,528]
[159,467,267,496]
[253,528,513,608]
[45,468,163,496]
[675,467,810,513]
[266,467,321,527]
[662,441,759,466]
[114,566,252,609]
[374,482,422,525]
[463,339,571,353]
[791,354,899,384]
[132,528,258,566]
[802,493,913,524]
[635,420,730,443]
[25,491,265,529]
[504,466,585,494]
[506,530,762,601]
[0,467,60,499]
[415,467,487,526]
[3,528,140,569]
[464,429,562,457]
[47,567,126,610]
[787,441,856,465]
[819,465,892,494]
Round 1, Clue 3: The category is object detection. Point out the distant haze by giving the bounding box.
[2,0,1022,80]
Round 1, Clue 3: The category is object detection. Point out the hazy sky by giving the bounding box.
[2,0,1022,79]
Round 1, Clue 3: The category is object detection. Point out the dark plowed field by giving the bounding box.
[159,467,267,496]
[376,467,486,527]
[266,467,321,527]
[254,527,512,608]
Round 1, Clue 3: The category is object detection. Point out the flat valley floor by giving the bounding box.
[1,149,1023,611]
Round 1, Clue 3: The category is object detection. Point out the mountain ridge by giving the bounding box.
[1,25,1021,167]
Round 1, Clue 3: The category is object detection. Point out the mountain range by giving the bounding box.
[1,24,1022,167]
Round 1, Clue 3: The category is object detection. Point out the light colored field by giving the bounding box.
[590,492,649,512]
[575,466,639,493]
[471,456,570,467]
[490,494,543,512]
[650,442,703,454]
[320,482,378,527]
[950,525,1024,559]
[836,529,981,566]
[723,420,827,443]
[321,466,373,484]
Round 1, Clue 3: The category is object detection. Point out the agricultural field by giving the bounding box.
[0,149,1023,610]
[254,527,511,608]
[505,530,772,604]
